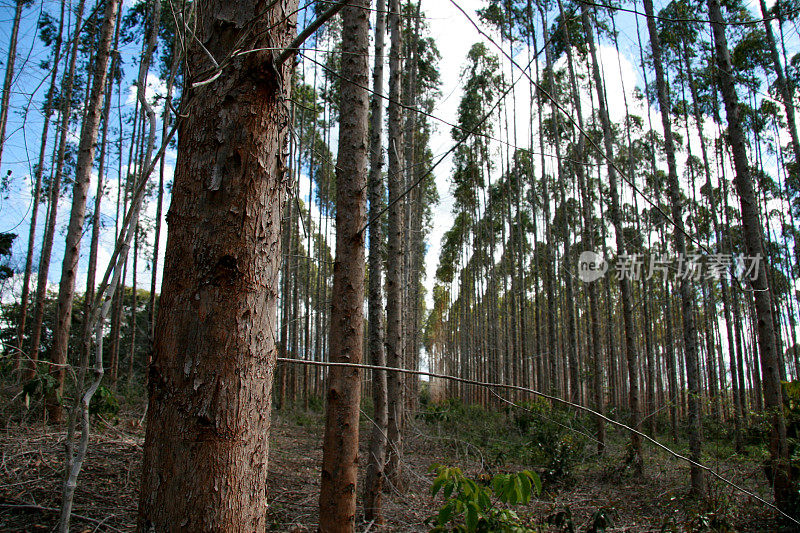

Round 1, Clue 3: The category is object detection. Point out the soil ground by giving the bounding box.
[0,402,786,532]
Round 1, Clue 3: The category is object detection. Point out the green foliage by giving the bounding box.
[0,232,15,282]
[512,399,586,481]
[547,506,617,533]
[21,364,59,409]
[427,464,540,532]
[89,385,120,419]
[419,399,587,485]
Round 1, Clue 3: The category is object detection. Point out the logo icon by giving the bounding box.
[578,251,607,282]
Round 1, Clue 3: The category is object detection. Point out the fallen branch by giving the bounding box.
[0,502,124,532]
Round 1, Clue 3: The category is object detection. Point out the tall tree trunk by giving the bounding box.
[759,0,800,177]
[582,4,642,470]
[642,0,703,494]
[0,0,24,168]
[682,39,744,450]
[148,0,177,356]
[318,0,370,530]
[403,0,423,416]
[47,0,121,422]
[80,17,119,392]
[27,0,88,378]
[15,0,65,368]
[137,0,298,528]
[707,0,791,507]
[385,0,405,488]
[363,0,388,521]
[557,0,598,420]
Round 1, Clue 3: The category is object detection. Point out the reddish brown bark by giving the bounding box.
[137,0,298,529]
[318,1,370,530]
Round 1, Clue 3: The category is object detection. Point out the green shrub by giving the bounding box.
[426,464,541,532]
[89,385,120,419]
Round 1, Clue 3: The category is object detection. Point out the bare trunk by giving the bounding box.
[363,0,388,521]
[137,0,298,528]
[708,0,791,508]
[47,0,121,422]
[0,0,24,167]
[582,4,641,470]
[318,1,370,530]
[385,0,405,489]
[642,0,703,493]
[15,0,65,369]
[27,0,87,378]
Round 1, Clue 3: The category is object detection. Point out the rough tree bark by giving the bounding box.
[137,0,298,529]
[385,0,406,489]
[363,0,389,522]
[318,0,370,530]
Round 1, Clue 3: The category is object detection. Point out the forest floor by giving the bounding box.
[0,395,787,532]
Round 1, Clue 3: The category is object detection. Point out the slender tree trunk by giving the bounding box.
[0,0,24,167]
[15,0,65,369]
[27,0,88,378]
[148,0,177,356]
[47,0,121,422]
[582,4,642,470]
[385,0,405,489]
[318,1,370,530]
[643,0,703,493]
[708,0,791,507]
[137,0,298,528]
[682,39,744,449]
[80,17,119,392]
[363,0,388,521]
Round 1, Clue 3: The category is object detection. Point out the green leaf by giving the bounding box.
[466,501,479,532]
[524,470,542,496]
[518,472,531,503]
[492,474,504,495]
[432,477,445,496]
[501,476,515,503]
[443,481,455,499]
[437,502,454,525]
[478,488,491,510]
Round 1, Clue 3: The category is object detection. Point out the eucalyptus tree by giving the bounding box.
[551,0,606,449]
[434,42,502,401]
[707,0,792,509]
[363,0,388,521]
[758,0,800,180]
[385,0,406,487]
[581,3,643,470]
[137,0,300,528]
[643,0,704,494]
[319,0,370,528]
[658,0,746,449]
